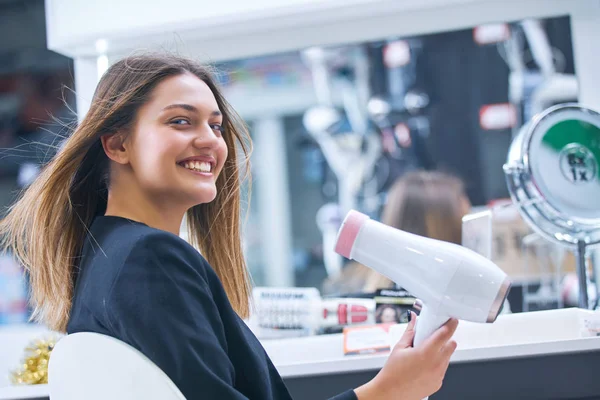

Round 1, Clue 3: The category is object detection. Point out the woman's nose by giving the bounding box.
[192,125,220,148]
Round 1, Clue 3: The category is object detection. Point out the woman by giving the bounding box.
[0,54,457,400]
[375,304,402,324]
[326,171,471,294]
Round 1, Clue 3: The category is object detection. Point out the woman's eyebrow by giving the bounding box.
[162,103,198,112]
[161,103,222,117]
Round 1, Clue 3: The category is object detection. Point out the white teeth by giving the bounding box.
[181,160,212,173]
[199,162,211,172]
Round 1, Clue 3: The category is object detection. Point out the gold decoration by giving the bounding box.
[10,335,62,385]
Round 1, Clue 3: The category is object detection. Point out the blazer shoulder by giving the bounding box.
[123,226,213,279]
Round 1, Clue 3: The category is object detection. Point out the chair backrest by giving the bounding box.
[49,332,186,400]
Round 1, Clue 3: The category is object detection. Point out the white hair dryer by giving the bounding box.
[335,210,511,347]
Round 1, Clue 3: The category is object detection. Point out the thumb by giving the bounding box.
[395,311,417,349]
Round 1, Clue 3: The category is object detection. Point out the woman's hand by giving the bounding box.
[354,312,458,400]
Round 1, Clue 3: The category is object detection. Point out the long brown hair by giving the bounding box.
[381,170,466,244]
[325,170,470,294]
[0,54,252,332]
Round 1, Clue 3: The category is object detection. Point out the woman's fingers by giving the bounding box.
[440,339,458,360]
[422,318,458,353]
[395,311,417,349]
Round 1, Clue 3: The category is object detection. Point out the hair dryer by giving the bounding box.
[335,210,511,347]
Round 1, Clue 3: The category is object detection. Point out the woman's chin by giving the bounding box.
[187,187,217,206]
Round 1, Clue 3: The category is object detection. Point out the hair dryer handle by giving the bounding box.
[414,304,451,400]
[413,303,450,347]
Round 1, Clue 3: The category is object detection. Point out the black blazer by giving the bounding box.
[67,216,357,400]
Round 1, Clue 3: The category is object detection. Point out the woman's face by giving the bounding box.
[124,73,227,208]
[380,307,398,323]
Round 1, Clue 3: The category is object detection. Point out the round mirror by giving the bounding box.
[504,103,600,248]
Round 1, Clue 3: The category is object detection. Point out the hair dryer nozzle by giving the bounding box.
[487,277,512,322]
[335,210,370,259]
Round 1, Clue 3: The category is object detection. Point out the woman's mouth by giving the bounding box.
[178,160,214,175]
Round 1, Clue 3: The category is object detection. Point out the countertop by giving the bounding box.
[2,308,599,399]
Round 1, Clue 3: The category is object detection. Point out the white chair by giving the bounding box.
[48,332,186,400]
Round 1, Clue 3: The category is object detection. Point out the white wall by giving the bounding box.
[571,4,600,109]
[46,0,596,62]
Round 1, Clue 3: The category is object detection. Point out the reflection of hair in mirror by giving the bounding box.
[375,304,401,324]
[323,170,471,295]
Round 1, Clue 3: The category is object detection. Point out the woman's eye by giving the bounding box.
[170,118,191,126]
[211,124,224,133]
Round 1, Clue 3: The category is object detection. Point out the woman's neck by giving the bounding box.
[104,186,186,236]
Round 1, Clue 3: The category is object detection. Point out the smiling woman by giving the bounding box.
[0,54,457,400]
[100,73,230,228]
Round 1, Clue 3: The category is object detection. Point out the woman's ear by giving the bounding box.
[101,133,129,165]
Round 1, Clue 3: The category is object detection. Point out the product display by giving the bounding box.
[374,288,416,324]
[248,287,376,339]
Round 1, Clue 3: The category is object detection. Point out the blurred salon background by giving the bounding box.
[0,0,586,327]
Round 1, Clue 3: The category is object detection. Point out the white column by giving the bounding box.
[73,57,100,122]
[253,117,295,287]
[571,2,600,109]
[570,1,600,306]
